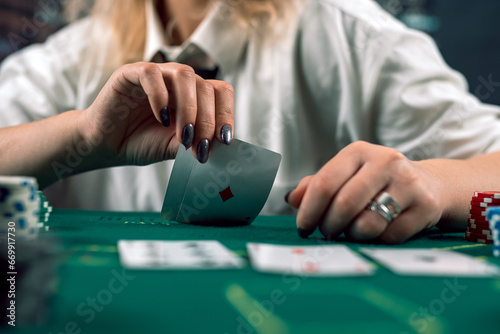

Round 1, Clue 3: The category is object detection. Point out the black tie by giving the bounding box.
[153,51,219,80]
[193,67,219,80]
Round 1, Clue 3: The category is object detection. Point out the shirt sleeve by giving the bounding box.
[363,17,500,159]
[0,19,92,127]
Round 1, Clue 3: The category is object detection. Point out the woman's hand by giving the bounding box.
[80,62,234,166]
[286,141,448,244]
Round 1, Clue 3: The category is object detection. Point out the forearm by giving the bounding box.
[0,110,109,188]
[418,151,500,228]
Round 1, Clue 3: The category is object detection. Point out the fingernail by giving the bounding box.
[284,190,292,203]
[182,124,194,148]
[160,107,170,127]
[221,125,232,145]
[298,228,313,239]
[197,139,210,164]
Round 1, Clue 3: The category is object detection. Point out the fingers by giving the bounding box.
[317,161,390,238]
[120,62,235,163]
[119,62,170,124]
[295,144,364,236]
[378,208,439,244]
[162,64,198,148]
[288,141,445,243]
[208,80,234,145]
[192,78,215,163]
[344,186,409,241]
[286,176,313,209]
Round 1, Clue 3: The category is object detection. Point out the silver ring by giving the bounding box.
[368,192,402,223]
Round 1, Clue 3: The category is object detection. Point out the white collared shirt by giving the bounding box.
[1,0,500,213]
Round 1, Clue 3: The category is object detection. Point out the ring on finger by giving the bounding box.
[367,191,402,223]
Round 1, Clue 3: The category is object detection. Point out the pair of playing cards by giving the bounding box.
[161,139,281,226]
[246,245,500,277]
[118,240,245,270]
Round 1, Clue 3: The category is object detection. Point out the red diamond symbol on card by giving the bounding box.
[303,261,319,272]
[219,186,234,202]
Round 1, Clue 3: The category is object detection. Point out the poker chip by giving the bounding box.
[0,177,52,240]
[468,218,489,224]
[470,201,500,209]
[464,235,493,244]
[487,207,500,257]
[37,191,52,226]
[0,176,40,239]
[469,223,490,231]
[471,196,500,204]
[465,231,493,240]
[469,208,487,216]
[474,191,500,199]
[466,227,491,235]
[469,214,489,222]
[465,192,500,246]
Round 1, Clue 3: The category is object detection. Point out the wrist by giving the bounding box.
[415,159,469,223]
[73,108,116,171]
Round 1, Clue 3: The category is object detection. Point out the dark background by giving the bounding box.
[1,0,499,105]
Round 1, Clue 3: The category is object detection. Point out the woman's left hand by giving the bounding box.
[286,141,447,243]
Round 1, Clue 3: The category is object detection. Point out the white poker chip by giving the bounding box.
[0,176,42,239]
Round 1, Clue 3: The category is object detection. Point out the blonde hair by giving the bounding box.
[88,0,294,64]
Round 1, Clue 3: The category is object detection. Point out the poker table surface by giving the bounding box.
[13,209,500,334]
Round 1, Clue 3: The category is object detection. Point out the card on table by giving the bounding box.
[161,139,282,226]
[118,240,245,270]
[359,248,500,277]
[247,243,375,276]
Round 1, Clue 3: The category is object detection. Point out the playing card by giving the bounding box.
[118,240,245,270]
[247,243,375,276]
[359,248,500,277]
[161,139,281,226]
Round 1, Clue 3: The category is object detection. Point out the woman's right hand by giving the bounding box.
[80,62,234,167]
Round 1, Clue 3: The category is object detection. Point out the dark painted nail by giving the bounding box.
[197,139,210,164]
[221,125,232,145]
[284,190,292,203]
[298,228,313,239]
[160,107,170,127]
[182,124,194,148]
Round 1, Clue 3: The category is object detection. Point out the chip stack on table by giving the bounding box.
[0,176,40,239]
[37,190,52,228]
[465,191,500,244]
[487,207,500,257]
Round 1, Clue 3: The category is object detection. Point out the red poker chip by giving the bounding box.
[469,208,487,216]
[471,196,500,204]
[464,235,494,244]
[468,217,489,225]
[469,214,489,222]
[474,191,500,199]
[465,232,493,240]
[469,205,488,212]
[469,223,491,230]
[467,227,491,235]
[470,201,500,208]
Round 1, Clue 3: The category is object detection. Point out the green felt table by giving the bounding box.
[13,210,500,334]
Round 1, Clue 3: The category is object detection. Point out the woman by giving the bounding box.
[1,0,499,243]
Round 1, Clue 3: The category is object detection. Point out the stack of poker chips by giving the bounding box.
[465,191,500,244]
[487,207,500,257]
[0,176,41,239]
[37,190,52,228]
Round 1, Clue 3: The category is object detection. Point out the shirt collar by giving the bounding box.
[143,0,249,75]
